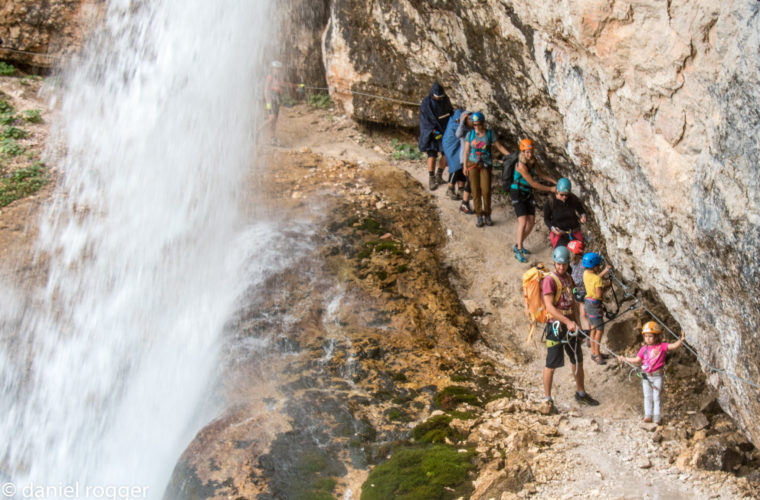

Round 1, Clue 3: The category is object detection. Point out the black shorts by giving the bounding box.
[450,169,466,184]
[545,322,584,369]
[463,177,471,193]
[510,189,536,217]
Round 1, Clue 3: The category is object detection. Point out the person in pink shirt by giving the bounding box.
[618,321,685,424]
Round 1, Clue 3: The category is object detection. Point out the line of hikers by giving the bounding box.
[418,83,580,259]
[419,82,686,422]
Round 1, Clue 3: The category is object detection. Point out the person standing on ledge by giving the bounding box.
[260,60,284,146]
[510,138,557,263]
[418,82,453,190]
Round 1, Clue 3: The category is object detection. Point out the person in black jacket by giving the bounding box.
[543,177,587,248]
[418,82,453,190]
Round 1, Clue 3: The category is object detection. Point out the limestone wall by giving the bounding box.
[0,0,101,70]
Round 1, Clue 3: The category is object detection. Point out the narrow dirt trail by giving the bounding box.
[274,102,754,499]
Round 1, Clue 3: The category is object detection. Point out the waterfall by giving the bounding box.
[0,0,277,497]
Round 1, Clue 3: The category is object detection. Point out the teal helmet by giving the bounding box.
[552,246,570,264]
[557,177,571,193]
[471,112,485,124]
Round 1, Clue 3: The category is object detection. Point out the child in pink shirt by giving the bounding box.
[618,321,685,424]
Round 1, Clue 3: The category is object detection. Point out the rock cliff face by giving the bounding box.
[318,0,760,445]
[0,0,101,70]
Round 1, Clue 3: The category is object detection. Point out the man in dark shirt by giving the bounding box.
[543,177,587,248]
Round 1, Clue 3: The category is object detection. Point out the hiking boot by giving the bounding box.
[654,417,662,425]
[484,215,493,226]
[460,202,473,215]
[592,354,607,365]
[428,176,437,191]
[575,392,600,406]
[476,216,484,228]
[643,417,653,423]
[447,186,458,200]
[435,171,445,187]
[514,246,528,263]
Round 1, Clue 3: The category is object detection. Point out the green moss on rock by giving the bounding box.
[360,444,475,500]
[433,385,481,410]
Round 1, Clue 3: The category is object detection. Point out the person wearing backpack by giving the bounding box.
[455,111,476,214]
[543,177,587,248]
[462,112,511,227]
[542,246,600,408]
[511,139,557,262]
[442,109,470,202]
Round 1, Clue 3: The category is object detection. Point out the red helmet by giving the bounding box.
[567,240,584,255]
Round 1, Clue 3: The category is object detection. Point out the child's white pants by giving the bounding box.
[642,375,663,418]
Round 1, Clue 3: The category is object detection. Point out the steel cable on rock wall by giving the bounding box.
[609,274,760,391]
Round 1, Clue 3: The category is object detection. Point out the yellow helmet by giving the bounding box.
[642,321,662,335]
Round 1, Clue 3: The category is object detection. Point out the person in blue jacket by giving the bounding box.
[442,109,471,207]
[418,82,453,190]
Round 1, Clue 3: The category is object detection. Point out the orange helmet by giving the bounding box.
[642,321,662,335]
[519,138,534,151]
[567,240,584,255]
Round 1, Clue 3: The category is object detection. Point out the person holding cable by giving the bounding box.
[510,139,557,262]
[259,60,304,146]
[618,321,685,425]
[542,246,600,409]
[543,177,587,248]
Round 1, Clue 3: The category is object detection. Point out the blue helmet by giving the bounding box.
[471,112,485,124]
[552,246,570,264]
[557,177,571,193]
[582,252,603,269]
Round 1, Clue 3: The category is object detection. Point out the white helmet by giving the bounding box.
[271,60,283,68]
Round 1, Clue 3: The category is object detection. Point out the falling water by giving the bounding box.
[0,0,278,497]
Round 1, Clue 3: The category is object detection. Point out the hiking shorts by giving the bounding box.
[450,169,466,184]
[510,189,536,217]
[584,299,604,330]
[545,323,584,369]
